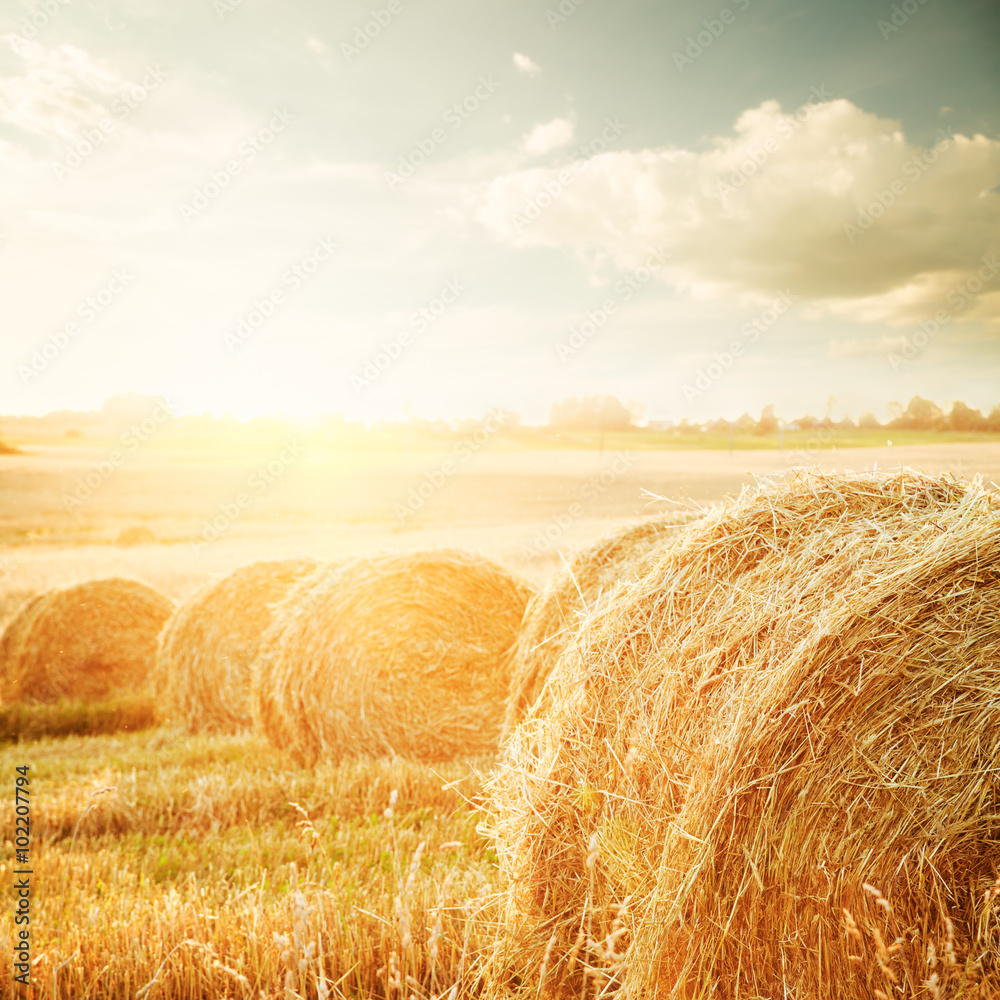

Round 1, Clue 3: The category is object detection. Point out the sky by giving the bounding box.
[0,0,998,424]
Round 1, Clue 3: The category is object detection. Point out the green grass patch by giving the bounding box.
[0,694,156,742]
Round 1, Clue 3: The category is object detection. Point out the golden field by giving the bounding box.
[2,436,999,999]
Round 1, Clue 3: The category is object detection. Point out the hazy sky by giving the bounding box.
[1,0,998,423]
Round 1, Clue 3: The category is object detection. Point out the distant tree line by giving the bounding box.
[3,394,999,447]
[885,396,1000,431]
[549,395,642,431]
[548,395,1000,433]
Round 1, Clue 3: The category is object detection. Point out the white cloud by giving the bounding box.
[519,117,574,156]
[0,37,125,140]
[512,52,541,77]
[476,98,1000,332]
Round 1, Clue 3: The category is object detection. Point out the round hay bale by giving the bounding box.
[153,558,317,733]
[251,550,534,762]
[488,470,1000,998]
[0,578,174,704]
[249,561,345,756]
[503,511,703,737]
[0,593,48,706]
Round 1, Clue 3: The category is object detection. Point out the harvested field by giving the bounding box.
[489,470,1000,998]
[154,558,317,733]
[3,444,999,998]
[252,550,533,762]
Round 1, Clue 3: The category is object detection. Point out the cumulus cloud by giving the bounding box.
[512,52,541,77]
[519,117,574,156]
[477,98,1000,331]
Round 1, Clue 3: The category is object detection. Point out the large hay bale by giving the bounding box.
[0,578,174,704]
[251,550,534,762]
[488,470,1000,998]
[503,511,703,737]
[153,558,316,733]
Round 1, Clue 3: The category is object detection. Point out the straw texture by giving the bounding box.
[488,470,1000,999]
[0,578,174,704]
[503,511,703,738]
[0,594,48,705]
[251,550,533,762]
[153,558,316,732]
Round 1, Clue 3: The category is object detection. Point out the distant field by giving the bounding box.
[1,439,999,615]
[7,425,1000,452]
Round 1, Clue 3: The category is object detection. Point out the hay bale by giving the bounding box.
[153,558,316,733]
[251,550,533,762]
[0,578,174,704]
[503,511,703,737]
[0,594,48,706]
[488,470,1000,998]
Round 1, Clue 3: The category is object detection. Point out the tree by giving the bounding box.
[946,401,986,431]
[857,411,881,430]
[549,395,635,431]
[492,408,522,430]
[624,399,645,426]
[756,404,778,435]
[889,395,945,430]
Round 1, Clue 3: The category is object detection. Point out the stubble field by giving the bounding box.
[2,437,998,998]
